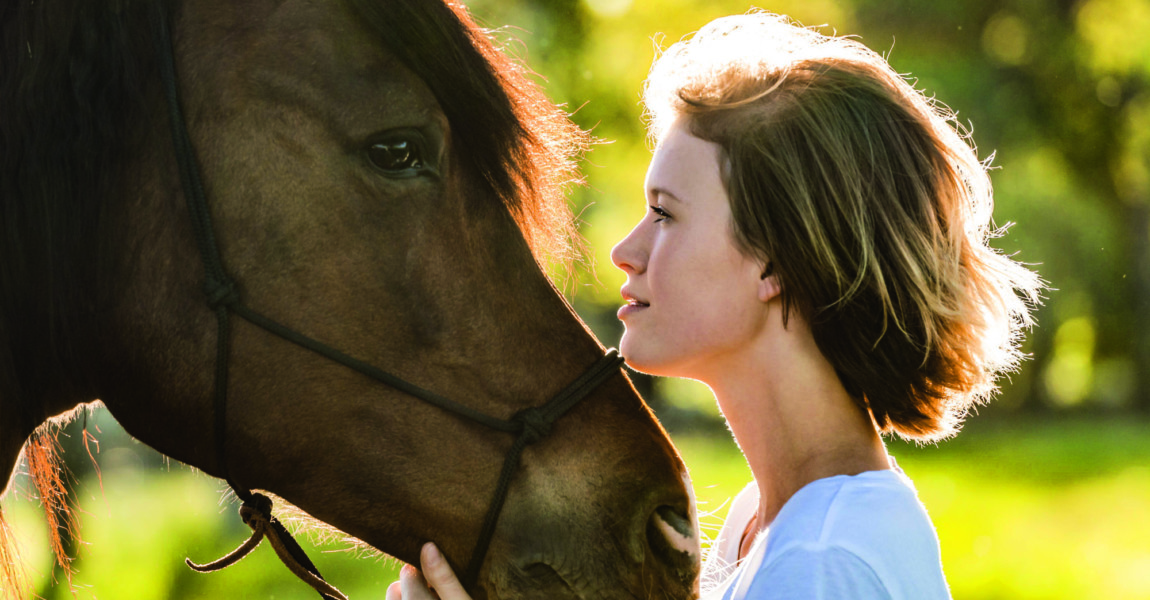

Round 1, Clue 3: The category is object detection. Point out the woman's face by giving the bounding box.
[611,119,768,379]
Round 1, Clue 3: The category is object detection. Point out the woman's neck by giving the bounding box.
[703,315,889,532]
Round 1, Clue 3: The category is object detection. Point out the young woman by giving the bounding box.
[390,11,1040,600]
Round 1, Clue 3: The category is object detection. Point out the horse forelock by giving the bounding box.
[345,0,590,274]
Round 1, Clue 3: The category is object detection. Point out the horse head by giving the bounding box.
[0,0,701,598]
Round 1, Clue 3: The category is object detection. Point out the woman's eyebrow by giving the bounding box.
[649,187,685,204]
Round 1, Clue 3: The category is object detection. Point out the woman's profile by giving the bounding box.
[391,10,1041,600]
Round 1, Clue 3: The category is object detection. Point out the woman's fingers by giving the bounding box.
[420,542,472,600]
[396,563,437,599]
[386,544,472,600]
[386,579,403,600]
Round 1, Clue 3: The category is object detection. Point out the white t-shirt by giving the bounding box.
[702,464,951,600]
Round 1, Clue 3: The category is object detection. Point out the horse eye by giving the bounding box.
[367,138,425,175]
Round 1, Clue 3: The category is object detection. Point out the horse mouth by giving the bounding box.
[485,559,589,600]
[493,560,691,600]
[520,562,577,595]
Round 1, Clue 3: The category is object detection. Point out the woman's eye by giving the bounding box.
[368,138,426,175]
[649,205,671,222]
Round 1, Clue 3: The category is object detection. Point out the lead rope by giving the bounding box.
[186,493,348,600]
[152,1,625,595]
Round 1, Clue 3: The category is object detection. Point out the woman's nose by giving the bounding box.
[611,223,647,274]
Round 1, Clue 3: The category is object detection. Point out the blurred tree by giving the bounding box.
[851,0,1150,410]
[464,0,1150,415]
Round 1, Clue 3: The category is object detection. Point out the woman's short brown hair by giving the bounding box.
[643,12,1042,441]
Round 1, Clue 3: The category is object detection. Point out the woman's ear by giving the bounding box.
[758,262,781,303]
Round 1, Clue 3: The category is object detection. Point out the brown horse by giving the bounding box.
[0,0,700,598]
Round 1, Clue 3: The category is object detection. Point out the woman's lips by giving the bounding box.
[618,288,649,319]
[617,302,648,319]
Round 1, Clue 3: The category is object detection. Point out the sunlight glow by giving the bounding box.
[982,12,1029,66]
[583,0,633,19]
[1043,317,1095,406]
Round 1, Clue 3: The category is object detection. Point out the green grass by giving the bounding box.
[5,414,1150,599]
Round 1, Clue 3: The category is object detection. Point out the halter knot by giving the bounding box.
[204,279,240,309]
[513,407,552,445]
[239,493,274,528]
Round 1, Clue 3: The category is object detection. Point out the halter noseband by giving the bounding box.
[151,3,625,596]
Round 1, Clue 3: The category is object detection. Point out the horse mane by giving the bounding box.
[0,0,154,424]
[346,0,590,270]
[1,1,154,596]
[0,430,77,598]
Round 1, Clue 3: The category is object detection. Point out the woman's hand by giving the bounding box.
[386,543,472,600]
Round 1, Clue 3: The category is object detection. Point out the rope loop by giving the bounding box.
[186,491,347,599]
[512,407,552,445]
[204,278,240,309]
[185,494,270,574]
[240,493,274,527]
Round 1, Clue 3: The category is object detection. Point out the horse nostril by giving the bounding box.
[655,504,694,538]
[646,504,699,572]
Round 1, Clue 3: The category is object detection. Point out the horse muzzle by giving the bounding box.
[484,469,701,600]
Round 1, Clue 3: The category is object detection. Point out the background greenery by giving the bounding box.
[6,414,1150,599]
[4,0,1150,598]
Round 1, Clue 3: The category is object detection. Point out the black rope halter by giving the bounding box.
[151,2,626,596]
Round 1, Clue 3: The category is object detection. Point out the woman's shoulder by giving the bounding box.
[752,468,950,599]
[768,468,938,558]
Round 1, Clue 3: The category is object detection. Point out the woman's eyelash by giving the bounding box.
[649,205,671,222]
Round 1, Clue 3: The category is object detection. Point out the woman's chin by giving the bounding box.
[619,342,670,377]
[618,336,644,369]
[620,340,705,381]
